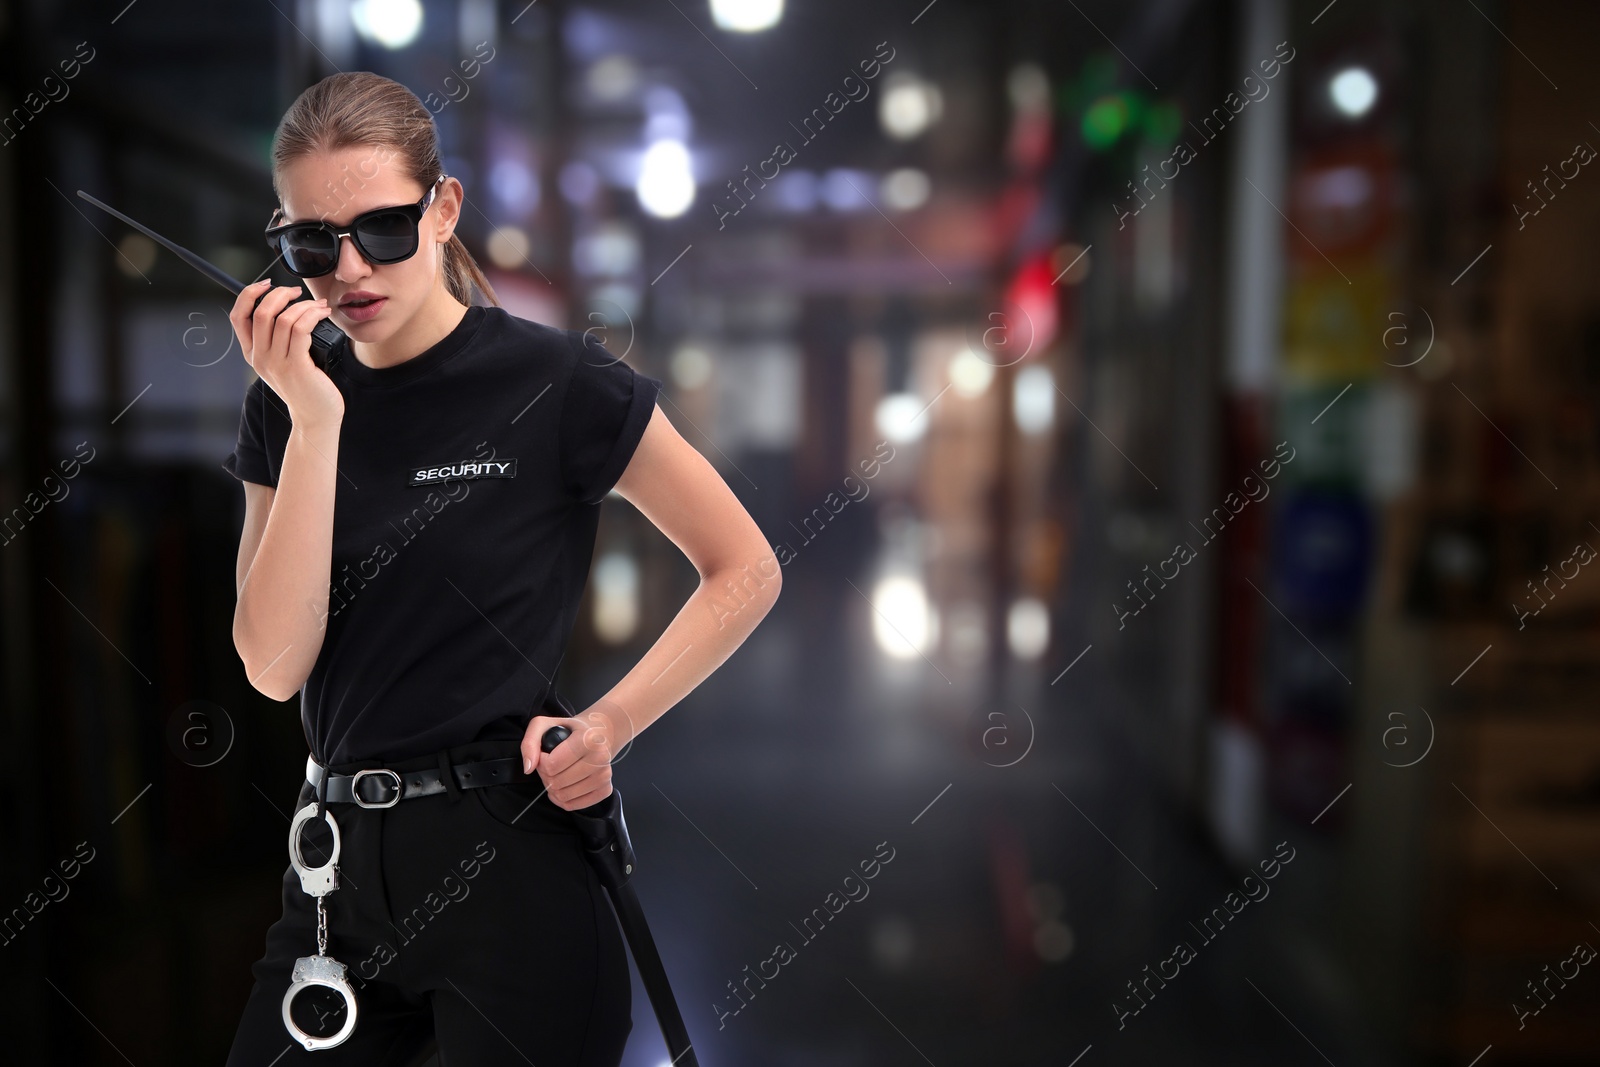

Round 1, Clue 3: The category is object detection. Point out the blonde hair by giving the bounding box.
[270,71,500,308]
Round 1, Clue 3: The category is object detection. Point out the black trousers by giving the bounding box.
[225,739,632,1066]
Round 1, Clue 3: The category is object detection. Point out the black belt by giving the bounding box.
[304,754,528,808]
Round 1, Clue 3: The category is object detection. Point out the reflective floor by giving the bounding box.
[577,588,1397,1066]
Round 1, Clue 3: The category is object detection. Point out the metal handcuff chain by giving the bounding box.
[281,770,363,1051]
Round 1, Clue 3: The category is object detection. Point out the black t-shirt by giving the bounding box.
[221,304,662,767]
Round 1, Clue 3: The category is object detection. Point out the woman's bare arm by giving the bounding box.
[232,421,342,701]
[525,403,783,806]
[226,282,343,702]
[604,404,782,732]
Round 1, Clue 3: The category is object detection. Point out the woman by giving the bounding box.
[221,71,780,1066]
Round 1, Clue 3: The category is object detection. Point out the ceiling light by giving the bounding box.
[880,73,943,140]
[949,349,994,398]
[871,575,935,659]
[1013,365,1055,434]
[710,0,783,33]
[636,141,695,219]
[1329,66,1377,118]
[875,392,929,443]
[351,0,423,49]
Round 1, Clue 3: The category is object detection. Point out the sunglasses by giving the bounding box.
[263,175,445,278]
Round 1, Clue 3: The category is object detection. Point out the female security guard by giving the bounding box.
[221,71,780,1065]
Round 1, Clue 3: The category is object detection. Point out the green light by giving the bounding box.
[1142,101,1183,144]
[1117,90,1144,130]
[1081,94,1129,150]
[1063,53,1123,116]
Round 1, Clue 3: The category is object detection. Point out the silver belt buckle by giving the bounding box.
[351,767,402,808]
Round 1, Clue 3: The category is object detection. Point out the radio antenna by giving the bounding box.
[75,188,256,294]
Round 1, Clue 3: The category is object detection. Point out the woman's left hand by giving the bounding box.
[521,708,619,811]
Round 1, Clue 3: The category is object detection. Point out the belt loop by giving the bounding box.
[315,759,330,823]
[437,749,462,804]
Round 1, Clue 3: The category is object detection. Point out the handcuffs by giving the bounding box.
[281,778,364,1050]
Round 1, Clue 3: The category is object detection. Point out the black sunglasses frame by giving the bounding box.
[263,175,446,278]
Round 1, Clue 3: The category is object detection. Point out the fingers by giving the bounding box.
[522,715,572,773]
[547,773,613,811]
[233,283,310,380]
[549,726,615,781]
[542,764,611,815]
[542,749,611,790]
[525,715,609,768]
[528,733,577,778]
[521,714,617,810]
[287,298,332,346]
[250,284,304,352]
[537,742,612,796]
[228,279,274,366]
[264,295,331,369]
[555,782,613,812]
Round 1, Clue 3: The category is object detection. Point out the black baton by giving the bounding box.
[541,725,699,1067]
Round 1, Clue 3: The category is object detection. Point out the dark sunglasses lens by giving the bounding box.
[355,212,418,263]
[278,228,338,276]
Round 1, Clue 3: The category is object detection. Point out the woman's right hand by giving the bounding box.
[229,280,344,429]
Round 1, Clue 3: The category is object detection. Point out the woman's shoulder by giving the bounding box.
[478,305,584,355]
[476,306,634,380]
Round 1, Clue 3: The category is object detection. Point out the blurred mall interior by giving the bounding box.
[2,0,1599,1063]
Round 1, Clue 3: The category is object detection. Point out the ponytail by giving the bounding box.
[443,233,500,308]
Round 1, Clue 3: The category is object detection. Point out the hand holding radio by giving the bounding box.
[229,281,345,430]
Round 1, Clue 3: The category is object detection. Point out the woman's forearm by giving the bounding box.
[233,421,342,700]
[588,550,783,745]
